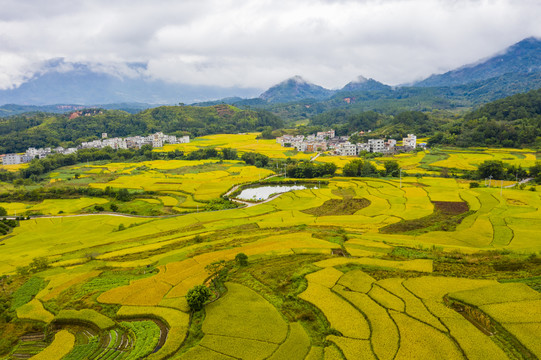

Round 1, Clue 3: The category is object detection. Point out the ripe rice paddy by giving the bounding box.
[0,140,540,359]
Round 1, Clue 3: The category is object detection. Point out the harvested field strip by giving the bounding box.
[299,282,370,339]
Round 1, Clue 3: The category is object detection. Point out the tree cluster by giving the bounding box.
[0,105,283,153]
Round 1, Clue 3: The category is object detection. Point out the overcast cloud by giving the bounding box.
[0,0,540,90]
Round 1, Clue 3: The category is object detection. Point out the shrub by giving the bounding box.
[186,285,212,311]
[235,253,248,266]
[469,182,480,188]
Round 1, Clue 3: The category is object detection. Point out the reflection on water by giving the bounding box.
[236,185,316,201]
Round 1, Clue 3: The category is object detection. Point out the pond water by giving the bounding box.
[235,185,316,201]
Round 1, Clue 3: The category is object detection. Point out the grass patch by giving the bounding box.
[301,198,370,216]
[380,201,472,234]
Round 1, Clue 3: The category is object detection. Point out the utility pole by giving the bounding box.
[399,169,402,189]
[500,180,503,196]
[488,175,492,187]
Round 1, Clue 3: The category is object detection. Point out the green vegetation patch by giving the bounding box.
[301,198,370,216]
[10,277,47,310]
[380,201,472,234]
[122,320,161,360]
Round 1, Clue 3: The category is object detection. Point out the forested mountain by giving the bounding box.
[429,88,541,148]
[341,76,391,92]
[415,37,541,87]
[258,76,334,103]
[0,105,282,153]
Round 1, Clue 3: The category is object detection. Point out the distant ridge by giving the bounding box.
[341,75,391,92]
[0,60,261,106]
[414,37,541,87]
[259,75,334,103]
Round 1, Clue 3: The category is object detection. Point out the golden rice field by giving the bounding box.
[0,140,540,359]
[160,133,314,160]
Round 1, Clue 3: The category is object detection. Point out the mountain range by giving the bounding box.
[0,37,540,114]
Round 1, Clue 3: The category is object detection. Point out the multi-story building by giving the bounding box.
[336,142,358,156]
[403,134,417,149]
[368,139,385,153]
[3,153,32,165]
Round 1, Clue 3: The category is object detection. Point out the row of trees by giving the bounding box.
[342,159,400,177]
[476,160,541,182]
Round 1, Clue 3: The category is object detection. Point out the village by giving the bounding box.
[276,130,424,156]
[1,132,189,165]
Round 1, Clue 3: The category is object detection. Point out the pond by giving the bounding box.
[235,185,317,201]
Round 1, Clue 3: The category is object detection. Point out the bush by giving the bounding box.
[186,285,212,312]
[469,182,480,188]
[235,253,249,266]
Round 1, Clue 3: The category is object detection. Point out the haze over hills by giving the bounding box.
[0,60,261,107]
[414,37,541,87]
[1,37,541,114]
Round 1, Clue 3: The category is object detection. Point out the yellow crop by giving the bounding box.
[30,330,75,360]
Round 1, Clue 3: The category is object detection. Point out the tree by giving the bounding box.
[477,160,506,180]
[186,285,212,311]
[29,257,49,272]
[116,188,131,202]
[235,253,248,266]
[221,148,238,160]
[384,161,400,177]
[0,207,6,217]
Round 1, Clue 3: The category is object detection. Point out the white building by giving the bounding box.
[336,142,358,156]
[357,143,370,153]
[368,139,385,153]
[403,134,417,149]
[3,153,32,165]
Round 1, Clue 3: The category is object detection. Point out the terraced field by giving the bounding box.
[0,143,540,359]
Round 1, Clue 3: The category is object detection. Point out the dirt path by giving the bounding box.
[504,177,533,188]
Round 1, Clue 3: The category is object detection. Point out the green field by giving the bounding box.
[0,135,540,359]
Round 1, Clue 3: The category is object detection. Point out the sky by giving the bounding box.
[0,0,540,91]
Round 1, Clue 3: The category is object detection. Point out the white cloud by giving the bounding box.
[0,0,540,90]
